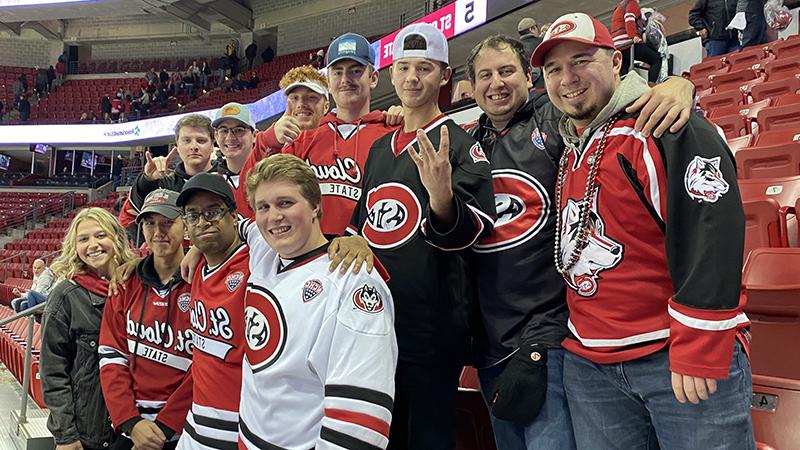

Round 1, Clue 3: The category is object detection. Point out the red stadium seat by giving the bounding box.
[700,89,745,112]
[756,103,800,132]
[770,93,800,107]
[690,58,726,80]
[750,77,800,103]
[743,248,800,378]
[711,114,749,139]
[456,367,497,450]
[763,55,800,81]
[736,143,800,179]
[752,375,800,450]
[728,135,755,155]
[711,68,759,92]
[754,129,800,147]
[725,46,767,71]
[770,38,800,59]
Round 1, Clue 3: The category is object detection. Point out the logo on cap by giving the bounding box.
[550,21,577,37]
[338,40,357,55]
[222,105,241,115]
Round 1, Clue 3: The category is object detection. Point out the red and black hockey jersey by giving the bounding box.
[238,222,397,449]
[611,0,643,50]
[347,115,495,365]
[99,255,193,438]
[177,242,249,450]
[558,111,748,379]
[283,111,397,237]
[467,92,569,368]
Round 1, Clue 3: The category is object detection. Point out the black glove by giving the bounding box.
[490,344,548,423]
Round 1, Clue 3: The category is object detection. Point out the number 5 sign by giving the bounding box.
[455,0,487,34]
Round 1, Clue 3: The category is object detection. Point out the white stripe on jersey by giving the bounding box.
[668,307,750,331]
[127,339,192,371]
[568,319,670,347]
[177,403,238,450]
[98,345,128,368]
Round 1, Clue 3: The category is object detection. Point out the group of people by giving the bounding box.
[690,0,772,56]
[37,11,756,450]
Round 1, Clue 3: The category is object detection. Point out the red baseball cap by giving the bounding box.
[530,13,616,67]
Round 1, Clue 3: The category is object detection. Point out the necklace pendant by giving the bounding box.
[587,154,596,167]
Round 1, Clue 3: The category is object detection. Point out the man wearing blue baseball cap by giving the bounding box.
[251,33,402,238]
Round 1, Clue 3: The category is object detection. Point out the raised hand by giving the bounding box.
[144,147,178,180]
[274,113,301,144]
[408,126,454,218]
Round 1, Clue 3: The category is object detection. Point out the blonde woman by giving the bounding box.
[40,207,137,450]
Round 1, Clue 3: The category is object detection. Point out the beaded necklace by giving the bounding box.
[554,114,619,275]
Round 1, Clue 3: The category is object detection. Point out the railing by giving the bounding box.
[0,301,47,426]
[0,191,76,233]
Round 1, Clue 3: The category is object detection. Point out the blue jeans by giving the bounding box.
[478,349,576,450]
[11,290,46,313]
[563,343,755,450]
[706,39,742,57]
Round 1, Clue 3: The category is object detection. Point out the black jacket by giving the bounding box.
[130,160,219,211]
[40,278,115,448]
[689,0,738,42]
[468,91,569,367]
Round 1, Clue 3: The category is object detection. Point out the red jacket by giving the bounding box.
[99,256,193,437]
[611,0,642,50]
[282,111,397,236]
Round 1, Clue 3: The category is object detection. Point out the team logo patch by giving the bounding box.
[221,104,241,116]
[244,286,287,373]
[177,293,191,313]
[352,284,384,314]
[684,156,729,203]
[302,279,324,302]
[363,183,422,249]
[531,128,547,150]
[475,169,550,253]
[559,189,623,297]
[226,271,245,292]
[550,21,577,37]
[338,40,357,54]
[469,143,489,164]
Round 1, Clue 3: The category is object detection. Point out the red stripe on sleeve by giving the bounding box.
[324,408,390,438]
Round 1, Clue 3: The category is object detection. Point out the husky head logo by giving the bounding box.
[559,189,623,297]
[684,156,729,203]
[353,284,384,314]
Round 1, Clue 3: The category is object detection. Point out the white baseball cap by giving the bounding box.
[392,23,449,65]
[283,80,329,98]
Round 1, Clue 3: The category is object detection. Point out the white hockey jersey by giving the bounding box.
[239,222,397,450]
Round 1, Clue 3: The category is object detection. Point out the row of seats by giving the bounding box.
[0,305,45,408]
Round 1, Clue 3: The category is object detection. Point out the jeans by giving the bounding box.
[11,290,47,313]
[706,39,742,57]
[478,349,576,450]
[563,343,755,450]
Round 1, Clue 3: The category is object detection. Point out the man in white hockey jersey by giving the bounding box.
[238,154,397,449]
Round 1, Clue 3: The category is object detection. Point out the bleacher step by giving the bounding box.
[5,410,53,450]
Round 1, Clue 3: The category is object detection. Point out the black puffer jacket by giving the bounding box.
[40,278,114,448]
[689,0,738,42]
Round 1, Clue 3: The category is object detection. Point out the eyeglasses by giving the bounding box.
[216,126,250,138]
[182,207,231,225]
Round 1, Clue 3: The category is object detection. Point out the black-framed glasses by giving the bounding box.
[182,207,231,225]
[216,126,250,138]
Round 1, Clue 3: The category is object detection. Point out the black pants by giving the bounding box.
[110,435,179,450]
[388,361,461,450]
[621,43,662,83]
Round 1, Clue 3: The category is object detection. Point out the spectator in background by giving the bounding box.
[12,77,23,108]
[111,96,122,122]
[612,0,663,84]
[55,60,66,83]
[40,208,137,450]
[11,259,56,313]
[170,69,183,97]
[47,65,56,92]
[247,71,260,89]
[228,47,240,79]
[261,45,274,64]
[145,67,158,86]
[18,95,30,122]
[101,95,112,121]
[738,0,769,48]
[112,155,125,188]
[518,17,545,89]
[35,66,48,95]
[689,0,741,56]
[200,60,211,90]
[79,112,90,123]
[159,67,169,87]
[20,73,28,92]
[245,41,258,69]
[308,49,325,69]
[217,53,229,87]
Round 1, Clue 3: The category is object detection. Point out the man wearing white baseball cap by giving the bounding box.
[347,23,495,450]
[533,12,753,449]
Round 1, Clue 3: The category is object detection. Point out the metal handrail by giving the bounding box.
[0,301,46,426]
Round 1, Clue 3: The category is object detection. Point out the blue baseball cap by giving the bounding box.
[326,33,375,68]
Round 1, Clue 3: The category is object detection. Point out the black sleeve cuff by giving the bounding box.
[154,420,176,440]
[119,417,144,434]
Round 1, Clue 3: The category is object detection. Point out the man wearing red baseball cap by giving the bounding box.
[533,12,754,449]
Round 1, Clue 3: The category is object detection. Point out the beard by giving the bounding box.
[565,102,602,124]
